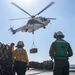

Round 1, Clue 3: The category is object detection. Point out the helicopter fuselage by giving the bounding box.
[26,17,50,32]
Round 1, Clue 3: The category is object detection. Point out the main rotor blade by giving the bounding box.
[11,2,31,17]
[9,17,30,21]
[47,18,56,20]
[35,2,55,16]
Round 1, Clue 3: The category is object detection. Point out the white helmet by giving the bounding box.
[54,31,64,38]
[56,31,64,36]
[16,41,24,47]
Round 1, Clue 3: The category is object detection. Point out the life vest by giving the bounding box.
[54,38,69,59]
[13,48,29,64]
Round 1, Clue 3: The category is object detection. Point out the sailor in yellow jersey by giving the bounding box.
[13,41,29,75]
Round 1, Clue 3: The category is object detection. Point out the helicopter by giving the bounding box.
[9,1,56,34]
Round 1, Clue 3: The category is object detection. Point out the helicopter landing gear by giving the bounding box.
[25,29,28,32]
[32,31,34,34]
[43,26,46,29]
[41,23,46,29]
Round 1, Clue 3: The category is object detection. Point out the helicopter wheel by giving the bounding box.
[25,29,28,32]
[43,26,46,29]
[32,31,34,34]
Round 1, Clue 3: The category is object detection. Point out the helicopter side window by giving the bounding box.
[40,18,43,22]
[40,18,47,22]
[44,18,47,21]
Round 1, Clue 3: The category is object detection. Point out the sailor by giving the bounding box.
[13,41,29,75]
[49,31,73,75]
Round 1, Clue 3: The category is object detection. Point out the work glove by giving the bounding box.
[27,64,29,70]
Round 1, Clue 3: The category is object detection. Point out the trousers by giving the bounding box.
[14,61,27,75]
[53,59,69,75]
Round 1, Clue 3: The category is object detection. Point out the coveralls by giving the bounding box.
[49,38,73,75]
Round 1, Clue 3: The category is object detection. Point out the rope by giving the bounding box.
[31,34,36,48]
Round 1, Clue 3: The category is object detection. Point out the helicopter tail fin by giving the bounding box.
[9,27,16,34]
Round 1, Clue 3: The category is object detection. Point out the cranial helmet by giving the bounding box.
[54,31,64,38]
[16,41,24,47]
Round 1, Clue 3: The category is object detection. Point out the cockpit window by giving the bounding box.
[40,18,47,22]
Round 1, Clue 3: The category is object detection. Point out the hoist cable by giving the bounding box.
[32,34,36,47]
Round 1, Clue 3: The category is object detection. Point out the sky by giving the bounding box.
[0,0,75,64]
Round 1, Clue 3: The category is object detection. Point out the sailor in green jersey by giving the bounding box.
[49,31,73,75]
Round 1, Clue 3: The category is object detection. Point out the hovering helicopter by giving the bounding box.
[9,1,56,34]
